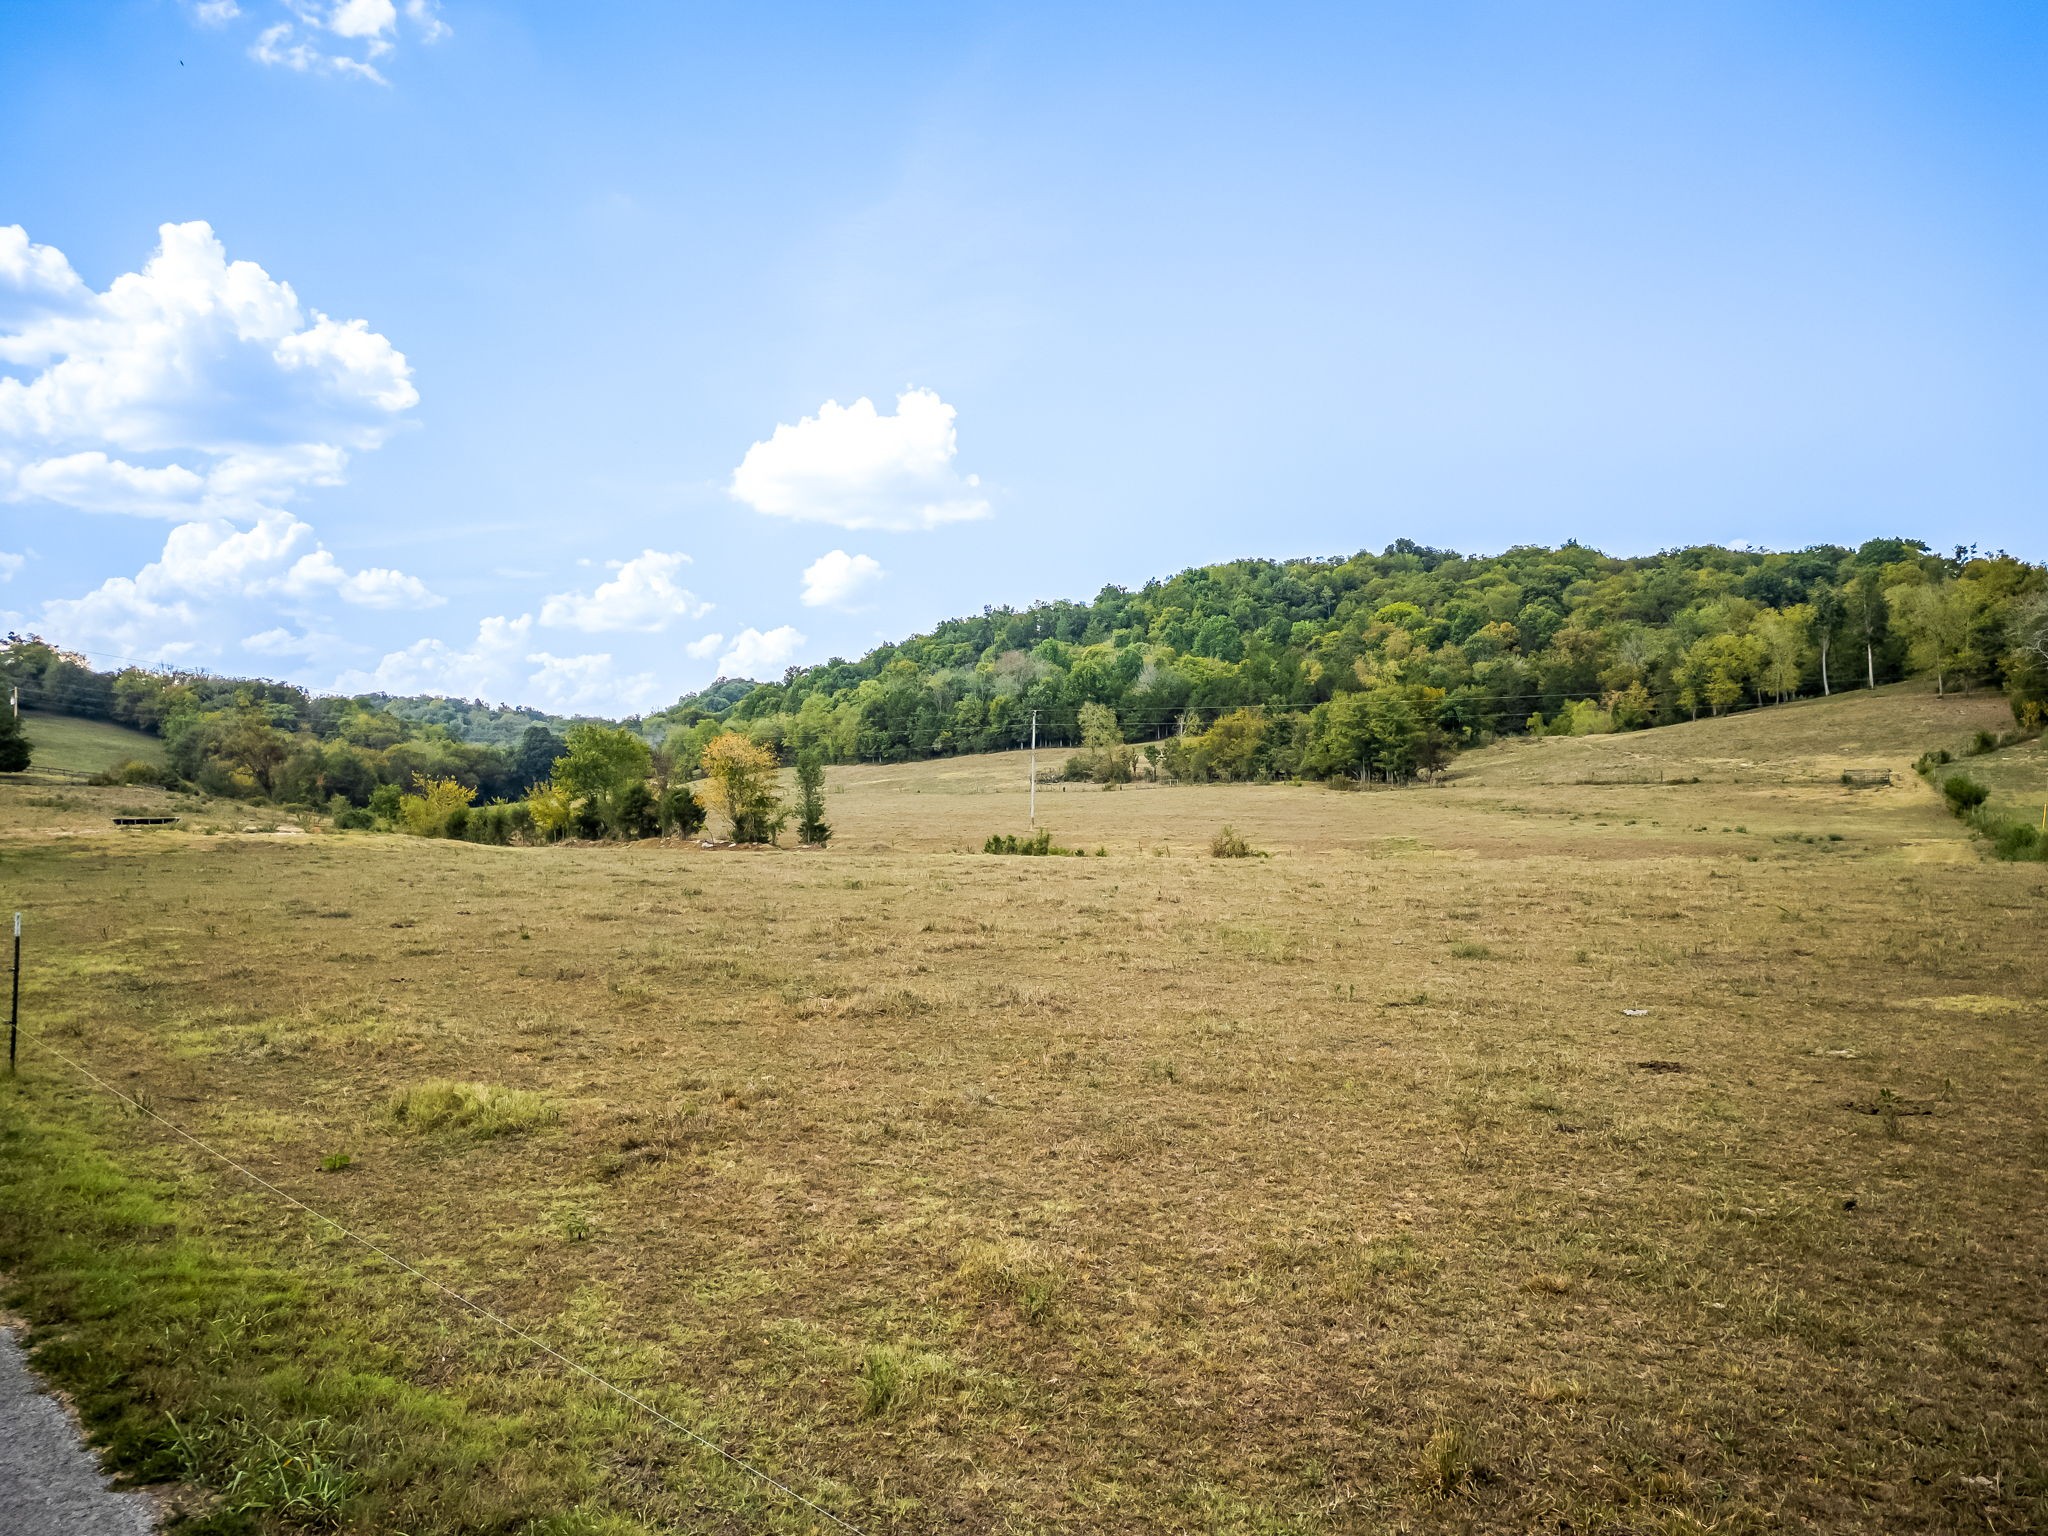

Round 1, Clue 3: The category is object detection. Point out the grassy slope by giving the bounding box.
[1,688,2044,1534]
[12,710,163,778]
[1953,735,2048,828]
[1449,680,2015,788]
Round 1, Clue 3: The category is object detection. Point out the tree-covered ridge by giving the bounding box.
[355,694,598,748]
[5,536,2045,803]
[721,538,2048,780]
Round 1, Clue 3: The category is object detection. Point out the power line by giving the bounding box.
[16,1026,868,1536]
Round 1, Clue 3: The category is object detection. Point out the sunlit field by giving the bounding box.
[2,684,2044,1535]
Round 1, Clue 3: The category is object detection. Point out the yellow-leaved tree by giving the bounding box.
[699,732,785,844]
[524,778,575,841]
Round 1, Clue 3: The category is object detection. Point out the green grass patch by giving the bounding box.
[13,711,164,777]
[0,1094,573,1533]
[385,1081,560,1139]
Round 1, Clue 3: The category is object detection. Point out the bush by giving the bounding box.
[463,801,535,845]
[1210,825,1258,858]
[657,784,705,837]
[331,807,374,831]
[612,780,659,839]
[1986,818,2044,860]
[1968,729,1999,756]
[91,757,178,788]
[983,829,1081,856]
[1942,774,1989,813]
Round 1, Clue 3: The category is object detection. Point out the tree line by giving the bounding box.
[717,537,2048,782]
[0,634,832,845]
[5,536,2045,801]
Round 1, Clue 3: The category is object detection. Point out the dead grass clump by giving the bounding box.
[955,1237,1067,1323]
[385,1080,559,1139]
[1418,1422,1484,1493]
[1210,824,1258,858]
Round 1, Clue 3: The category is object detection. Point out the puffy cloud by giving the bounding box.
[191,1,242,26]
[0,222,415,520]
[729,388,990,531]
[682,632,725,660]
[276,548,441,608]
[8,221,443,669]
[333,613,663,716]
[241,0,448,83]
[539,549,710,633]
[718,625,806,679]
[799,548,883,608]
[0,550,24,582]
[33,511,437,662]
[326,0,397,40]
[12,452,206,516]
[243,625,337,658]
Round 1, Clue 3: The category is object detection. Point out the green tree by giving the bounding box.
[793,748,831,845]
[1889,579,1981,697]
[1809,582,1845,695]
[512,724,565,791]
[553,724,655,837]
[1844,568,1890,690]
[0,708,30,773]
[1754,606,1812,703]
[657,784,706,837]
[2007,591,2048,729]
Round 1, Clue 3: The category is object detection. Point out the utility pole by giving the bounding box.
[1028,710,1037,828]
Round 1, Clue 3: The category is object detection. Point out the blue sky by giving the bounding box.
[3,1,2043,715]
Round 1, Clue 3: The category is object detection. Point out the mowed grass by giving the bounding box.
[2,685,2045,1534]
[10,708,164,778]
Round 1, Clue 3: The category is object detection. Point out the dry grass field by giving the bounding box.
[2,683,2044,1535]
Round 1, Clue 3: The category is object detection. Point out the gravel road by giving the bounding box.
[0,1324,156,1535]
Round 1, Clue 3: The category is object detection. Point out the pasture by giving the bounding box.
[1,685,2044,1535]
[11,709,163,780]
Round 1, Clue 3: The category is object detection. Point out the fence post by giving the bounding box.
[8,912,19,1075]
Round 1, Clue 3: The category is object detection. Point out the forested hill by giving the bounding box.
[720,537,2047,778]
[4,537,2045,804]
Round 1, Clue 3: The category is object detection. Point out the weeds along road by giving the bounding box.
[0,1325,155,1535]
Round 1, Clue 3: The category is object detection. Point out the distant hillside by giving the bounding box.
[725,538,2046,781]
[360,694,600,748]
[4,537,2043,798]
[12,710,163,778]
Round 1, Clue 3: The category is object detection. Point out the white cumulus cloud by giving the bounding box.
[799,548,884,608]
[0,221,415,520]
[191,1,242,26]
[539,549,710,633]
[718,625,806,679]
[683,632,725,659]
[0,551,25,582]
[35,512,437,663]
[334,613,664,716]
[729,387,990,531]
[6,221,440,668]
